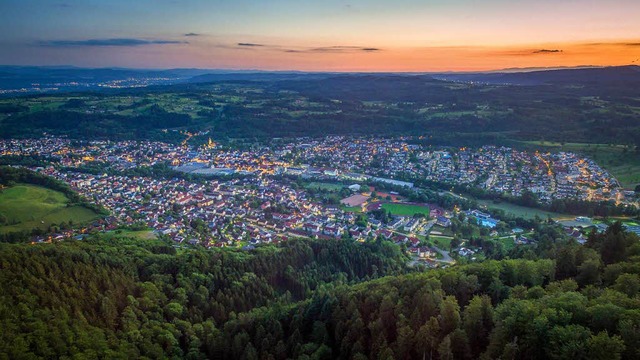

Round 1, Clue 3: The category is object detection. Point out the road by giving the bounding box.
[436,190,468,201]
[432,246,454,263]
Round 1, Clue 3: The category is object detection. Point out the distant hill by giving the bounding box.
[2,65,639,94]
[434,65,640,85]
[187,72,336,83]
[0,66,210,92]
[0,66,343,94]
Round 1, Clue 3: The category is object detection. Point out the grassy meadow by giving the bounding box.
[0,184,99,234]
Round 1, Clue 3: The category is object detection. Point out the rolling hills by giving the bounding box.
[2,66,639,146]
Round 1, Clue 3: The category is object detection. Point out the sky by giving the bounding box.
[1,0,639,71]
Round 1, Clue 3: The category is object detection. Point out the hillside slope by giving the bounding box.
[0,225,638,359]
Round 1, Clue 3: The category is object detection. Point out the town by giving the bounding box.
[1,135,638,266]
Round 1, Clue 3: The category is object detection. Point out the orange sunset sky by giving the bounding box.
[1,0,639,71]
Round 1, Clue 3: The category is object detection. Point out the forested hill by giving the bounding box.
[215,224,640,360]
[0,237,407,359]
[1,224,639,359]
[436,65,640,86]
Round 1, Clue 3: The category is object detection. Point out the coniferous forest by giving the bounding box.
[0,224,639,359]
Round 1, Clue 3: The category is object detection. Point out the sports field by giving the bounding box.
[381,203,431,216]
[0,184,99,234]
[476,199,572,220]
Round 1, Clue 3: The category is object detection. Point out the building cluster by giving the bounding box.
[46,168,322,247]
[1,136,636,259]
[439,147,623,203]
[36,166,435,251]
[282,139,627,204]
[1,136,627,206]
[0,77,181,95]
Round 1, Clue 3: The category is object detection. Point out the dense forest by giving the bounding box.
[0,237,407,359]
[0,223,638,359]
[0,106,191,141]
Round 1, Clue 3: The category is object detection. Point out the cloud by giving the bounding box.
[224,42,381,54]
[486,48,565,57]
[306,46,381,53]
[271,45,380,53]
[39,38,188,47]
[533,49,563,54]
[237,42,265,47]
[586,41,640,47]
[184,33,201,37]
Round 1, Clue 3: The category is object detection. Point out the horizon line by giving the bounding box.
[1,64,635,74]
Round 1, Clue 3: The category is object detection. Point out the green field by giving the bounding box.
[0,184,99,234]
[430,225,454,236]
[520,141,640,188]
[476,199,572,220]
[498,236,517,251]
[429,235,452,249]
[341,205,363,213]
[381,203,431,216]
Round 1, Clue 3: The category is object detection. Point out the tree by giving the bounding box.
[450,329,471,360]
[576,259,601,287]
[417,317,440,360]
[618,319,640,360]
[450,237,461,251]
[463,295,493,356]
[587,331,625,360]
[613,273,640,297]
[437,335,453,360]
[242,343,258,360]
[501,337,519,360]
[546,325,591,360]
[439,296,460,336]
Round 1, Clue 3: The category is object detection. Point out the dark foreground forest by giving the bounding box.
[0,224,639,359]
